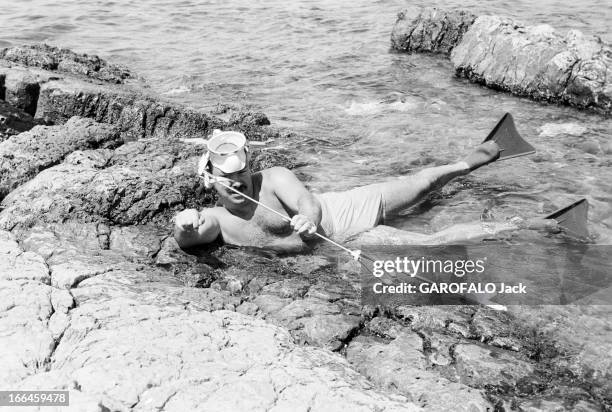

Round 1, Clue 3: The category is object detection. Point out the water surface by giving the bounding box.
[1,0,610,241]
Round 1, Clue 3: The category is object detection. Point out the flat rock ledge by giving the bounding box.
[391,7,612,114]
[0,229,417,412]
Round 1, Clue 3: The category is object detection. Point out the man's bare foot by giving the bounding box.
[465,141,501,171]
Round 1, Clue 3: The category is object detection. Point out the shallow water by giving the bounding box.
[1,0,611,241]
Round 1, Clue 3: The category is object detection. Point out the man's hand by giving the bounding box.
[174,209,205,232]
[290,214,317,237]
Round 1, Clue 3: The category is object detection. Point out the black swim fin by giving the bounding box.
[483,113,536,160]
[546,198,589,238]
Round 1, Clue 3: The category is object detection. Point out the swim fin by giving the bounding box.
[546,198,589,238]
[483,113,536,160]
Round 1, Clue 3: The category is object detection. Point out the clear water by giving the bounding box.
[1,0,611,241]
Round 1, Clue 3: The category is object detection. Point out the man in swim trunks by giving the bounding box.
[173,130,501,252]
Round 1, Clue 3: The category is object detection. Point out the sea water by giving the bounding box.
[1,0,610,241]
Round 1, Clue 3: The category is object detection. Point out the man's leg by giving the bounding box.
[368,141,500,217]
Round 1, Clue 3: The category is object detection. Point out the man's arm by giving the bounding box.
[173,208,221,248]
[269,167,322,234]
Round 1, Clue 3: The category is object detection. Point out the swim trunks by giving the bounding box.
[315,185,385,239]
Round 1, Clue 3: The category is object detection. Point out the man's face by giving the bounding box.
[211,162,253,207]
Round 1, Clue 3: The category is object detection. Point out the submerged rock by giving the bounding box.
[451,16,612,113]
[391,7,476,55]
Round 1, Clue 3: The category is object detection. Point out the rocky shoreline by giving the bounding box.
[1,45,610,411]
[391,8,612,115]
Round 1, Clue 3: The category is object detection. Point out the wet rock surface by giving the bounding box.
[391,7,476,55]
[392,8,612,114]
[0,44,610,411]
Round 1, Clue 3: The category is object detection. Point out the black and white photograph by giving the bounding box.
[0,0,610,411]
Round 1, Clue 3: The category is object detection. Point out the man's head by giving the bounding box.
[202,131,253,207]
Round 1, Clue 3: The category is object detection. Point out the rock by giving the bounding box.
[156,237,216,287]
[252,294,292,313]
[451,16,612,113]
[347,333,492,411]
[0,230,49,283]
[305,279,357,303]
[109,225,164,260]
[538,122,587,137]
[0,139,213,230]
[516,399,567,411]
[391,7,476,55]
[364,316,406,340]
[155,236,198,266]
[0,100,41,141]
[453,343,535,388]
[572,400,603,412]
[0,44,132,83]
[267,297,361,351]
[261,278,311,299]
[471,309,524,351]
[51,288,75,314]
[236,301,259,316]
[1,44,291,152]
[421,329,461,366]
[0,116,121,200]
[0,64,52,115]
[280,255,333,276]
[50,260,116,289]
[35,77,222,141]
[0,230,56,385]
[211,102,236,115]
[0,279,56,385]
[249,146,303,171]
[394,305,474,331]
[228,110,271,128]
[7,251,417,411]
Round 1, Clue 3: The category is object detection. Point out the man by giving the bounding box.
[173,130,502,252]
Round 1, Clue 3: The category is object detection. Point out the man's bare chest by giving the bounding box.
[219,194,293,237]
